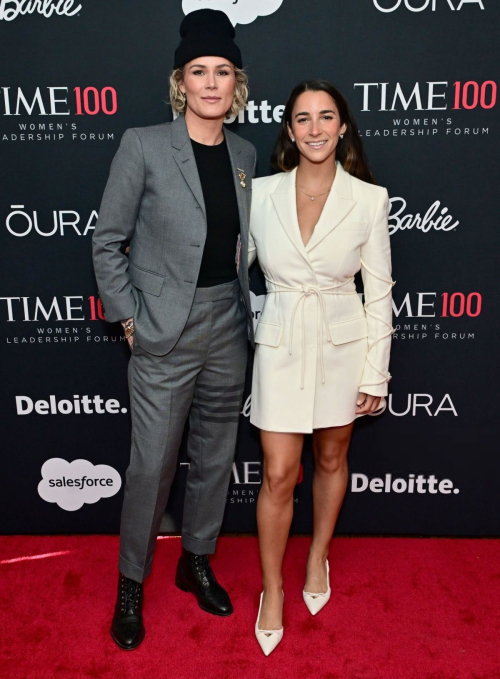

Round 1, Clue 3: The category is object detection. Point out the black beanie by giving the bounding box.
[174,9,242,70]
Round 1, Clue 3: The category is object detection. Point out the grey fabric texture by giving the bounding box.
[92,115,256,582]
[92,114,256,356]
[119,279,247,583]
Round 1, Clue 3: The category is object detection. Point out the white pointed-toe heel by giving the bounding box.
[303,559,331,616]
[255,591,284,656]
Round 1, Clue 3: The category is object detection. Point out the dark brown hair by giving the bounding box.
[271,79,375,184]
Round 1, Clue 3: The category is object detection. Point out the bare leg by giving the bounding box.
[256,431,303,630]
[304,422,354,593]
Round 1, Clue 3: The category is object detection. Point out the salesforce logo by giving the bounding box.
[182,0,284,26]
[38,458,122,511]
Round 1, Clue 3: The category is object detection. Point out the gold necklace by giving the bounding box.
[296,184,332,201]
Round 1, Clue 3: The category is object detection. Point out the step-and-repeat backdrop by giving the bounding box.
[2,0,498,537]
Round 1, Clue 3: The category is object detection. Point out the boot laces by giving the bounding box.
[120,575,141,612]
[192,554,216,586]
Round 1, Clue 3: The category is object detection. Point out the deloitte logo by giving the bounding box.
[351,473,459,495]
[182,0,283,26]
[15,395,128,415]
[38,458,122,511]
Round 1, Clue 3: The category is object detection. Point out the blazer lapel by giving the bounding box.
[172,115,206,218]
[224,127,247,230]
[225,127,252,289]
[271,168,311,268]
[305,162,357,252]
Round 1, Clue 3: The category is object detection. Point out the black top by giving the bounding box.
[191,136,240,288]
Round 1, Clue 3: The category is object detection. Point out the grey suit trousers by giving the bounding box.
[119,278,247,583]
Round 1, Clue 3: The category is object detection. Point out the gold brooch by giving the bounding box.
[237,168,246,188]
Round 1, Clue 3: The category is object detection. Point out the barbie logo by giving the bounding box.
[0,0,82,21]
[388,197,459,235]
[182,0,284,26]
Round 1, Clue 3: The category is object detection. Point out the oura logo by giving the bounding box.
[6,205,97,237]
[381,393,457,417]
[182,0,283,26]
[38,458,121,511]
[373,0,484,11]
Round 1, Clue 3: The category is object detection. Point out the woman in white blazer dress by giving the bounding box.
[250,80,394,656]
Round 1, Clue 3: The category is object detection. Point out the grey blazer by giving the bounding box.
[92,114,257,356]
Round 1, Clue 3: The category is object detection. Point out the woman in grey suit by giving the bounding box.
[92,9,256,649]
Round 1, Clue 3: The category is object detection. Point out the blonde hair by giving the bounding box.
[169,65,249,118]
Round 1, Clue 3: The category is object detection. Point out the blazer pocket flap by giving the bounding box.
[255,321,283,347]
[129,263,165,297]
[329,316,368,345]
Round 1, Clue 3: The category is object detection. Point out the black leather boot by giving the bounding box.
[110,573,145,650]
[175,547,233,616]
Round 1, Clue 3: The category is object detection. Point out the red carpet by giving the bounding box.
[1,535,500,679]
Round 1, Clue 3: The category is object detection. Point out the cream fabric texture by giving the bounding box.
[248,162,394,433]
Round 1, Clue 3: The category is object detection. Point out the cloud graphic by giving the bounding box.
[38,458,122,511]
[182,0,284,26]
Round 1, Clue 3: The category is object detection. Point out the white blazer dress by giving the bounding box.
[248,161,394,433]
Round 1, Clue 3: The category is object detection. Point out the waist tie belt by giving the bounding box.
[264,276,357,389]
[265,259,395,391]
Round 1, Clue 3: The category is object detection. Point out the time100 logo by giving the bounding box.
[453,81,496,110]
[74,87,117,115]
[441,292,481,317]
